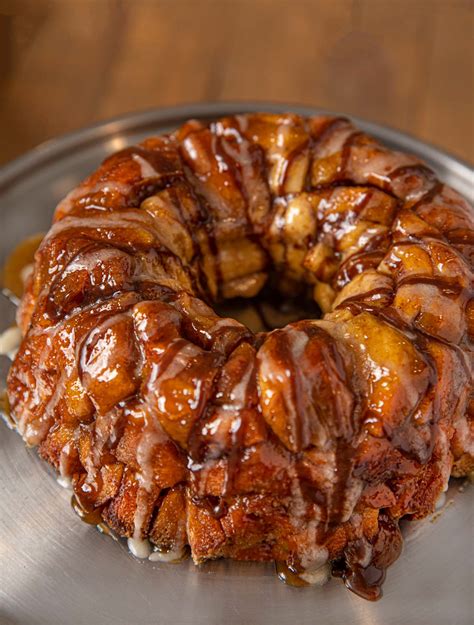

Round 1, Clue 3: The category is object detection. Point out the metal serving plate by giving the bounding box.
[0,103,472,625]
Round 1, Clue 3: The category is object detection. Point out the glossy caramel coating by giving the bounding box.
[7,113,473,600]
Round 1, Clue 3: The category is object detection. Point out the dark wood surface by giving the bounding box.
[0,0,473,166]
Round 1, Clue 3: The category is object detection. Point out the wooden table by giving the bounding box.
[0,0,473,166]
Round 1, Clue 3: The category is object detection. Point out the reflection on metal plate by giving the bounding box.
[0,103,472,625]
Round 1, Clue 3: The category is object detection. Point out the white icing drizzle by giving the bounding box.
[148,341,201,393]
[435,492,446,511]
[89,411,122,477]
[436,425,456,487]
[454,416,474,455]
[47,209,159,242]
[149,546,185,563]
[127,537,152,559]
[127,539,186,563]
[56,475,72,489]
[259,324,366,569]
[215,123,268,223]
[234,114,249,133]
[286,462,307,522]
[313,121,353,159]
[132,487,152,543]
[299,548,331,586]
[287,326,310,357]
[136,426,166,493]
[21,369,64,446]
[59,440,73,478]
[299,563,331,586]
[56,180,132,215]
[132,153,159,179]
[228,361,253,408]
[348,149,420,193]
[209,316,245,334]
[132,344,196,541]
[182,138,198,162]
[0,326,22,360]
[336,479,363,524]
[20,262,34,286]
[192,358,254,497]
[267,122,292,192]
[79,313,130,393]
[258,327,310,450]
[63,246,131,278]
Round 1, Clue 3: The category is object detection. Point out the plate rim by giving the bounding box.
[0,101,472,193]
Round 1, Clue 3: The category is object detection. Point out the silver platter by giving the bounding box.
[0,103,472,625]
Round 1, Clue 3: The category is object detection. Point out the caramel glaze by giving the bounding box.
[2,233,44,299]
[6,114,474,600]
[0,390,15,430]
[71,494,105,526]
